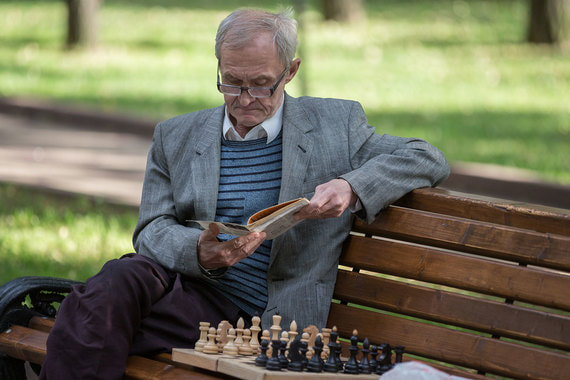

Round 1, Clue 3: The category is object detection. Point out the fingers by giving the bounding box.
[295,179,357,220]
[198,229,266,269]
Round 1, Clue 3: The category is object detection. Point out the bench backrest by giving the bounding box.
[328,188,570,380]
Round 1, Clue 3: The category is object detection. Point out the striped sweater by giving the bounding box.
[209,133,283,316]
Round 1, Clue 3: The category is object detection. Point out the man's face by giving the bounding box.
[218,32,298,135]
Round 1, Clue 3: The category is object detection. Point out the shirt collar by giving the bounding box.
[222,97,284,144]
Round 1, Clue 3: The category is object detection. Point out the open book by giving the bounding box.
[190,197,309,240]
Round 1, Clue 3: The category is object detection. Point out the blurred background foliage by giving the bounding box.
[0,0,568,282]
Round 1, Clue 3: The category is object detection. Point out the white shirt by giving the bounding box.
[222,98,284,143]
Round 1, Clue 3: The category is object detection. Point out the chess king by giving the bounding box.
[39,7,449,379]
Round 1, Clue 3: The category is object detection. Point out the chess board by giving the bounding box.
[171,349,380,380]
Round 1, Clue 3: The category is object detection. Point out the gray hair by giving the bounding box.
[215,8,298,68]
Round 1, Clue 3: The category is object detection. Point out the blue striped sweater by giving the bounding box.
[209,133,283,316]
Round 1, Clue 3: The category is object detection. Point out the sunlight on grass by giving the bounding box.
[0,184,138,283]
[0,0,568,183]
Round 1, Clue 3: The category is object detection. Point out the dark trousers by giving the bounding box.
[39,254,245,380]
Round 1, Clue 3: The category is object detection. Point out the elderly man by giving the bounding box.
[40,8,449,379]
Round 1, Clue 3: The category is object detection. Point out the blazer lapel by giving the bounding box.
[279,94,314,203]
[190,106,224,221]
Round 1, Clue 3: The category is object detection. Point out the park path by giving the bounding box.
[0,98,568,210]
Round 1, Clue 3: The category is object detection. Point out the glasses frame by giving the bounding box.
[216,64,289,98]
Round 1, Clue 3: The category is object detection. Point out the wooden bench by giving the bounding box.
[1,188,568,379]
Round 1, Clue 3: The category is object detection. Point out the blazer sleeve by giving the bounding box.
[339,101,450,223]
[132,121,204,278]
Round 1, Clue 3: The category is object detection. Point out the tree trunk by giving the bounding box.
[321,0,364,23]
[67,0,102,49]
[527,0,570,44]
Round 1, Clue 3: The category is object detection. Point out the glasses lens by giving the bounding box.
[218,85,240,96]
[248,88,272,98]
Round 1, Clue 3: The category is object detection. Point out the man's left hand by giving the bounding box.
[294,178,358,220]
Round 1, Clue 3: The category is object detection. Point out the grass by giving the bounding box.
[0,0,568,183]
[0,183,138,283]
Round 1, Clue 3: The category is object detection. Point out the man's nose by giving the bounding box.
[238,90,256,106]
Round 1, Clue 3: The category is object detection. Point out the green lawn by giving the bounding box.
[0,184,138,283]
[1,0,568,183]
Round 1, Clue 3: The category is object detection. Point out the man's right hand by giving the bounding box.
[197,223,266,270]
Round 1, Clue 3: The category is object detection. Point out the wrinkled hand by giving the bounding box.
[294,178,358,220]
[198,223,266,270]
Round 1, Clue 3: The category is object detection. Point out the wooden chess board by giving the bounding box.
[171,349,379,380]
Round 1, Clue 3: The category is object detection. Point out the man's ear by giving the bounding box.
[285,58,301,84]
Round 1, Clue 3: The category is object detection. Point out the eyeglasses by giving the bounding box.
[216,65,288,98]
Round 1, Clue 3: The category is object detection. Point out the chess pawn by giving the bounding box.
[261,330,272,357]
[223,328,239,356]
[299,333,309,369]
[321,327,331,360]
[195,321,210,352]
[266,337,283,371]
[239,329,253,356]
[343,329,360,374]
[369,344,379,372]
[358,337,371,374]
[203,327,219,354]
[255,339,269,367]
[307,335,324,372]
[331,326,344,371]
[234,317,245,347]
[250,313,262,353]
[278,331,289,369]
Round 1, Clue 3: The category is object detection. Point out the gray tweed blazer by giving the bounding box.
[133,94,449,330]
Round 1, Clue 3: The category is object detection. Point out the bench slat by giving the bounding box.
[125,356,221,380]
[341,236,570,311]
[0,324,47,365]
[353,206,570,271]
[334,270,570,351]
[394,188,570,236]
[328,303,570,380]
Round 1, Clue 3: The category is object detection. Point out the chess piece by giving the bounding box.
[358,337,371,374]
[234,317,245,347]
[331,326,344,371]
[255,338,269,367]
[369,344,379,372]
[303,324,319,358]
[278,332,289,369]
[195,321,209,352]
[343,329,359,374]
[321,327,331,359]
[270,313,282,341]
[287,320,298,348]
[394,345,405,364]
[376,343,392,375]
[266,337,283,371]
[239,329,253,356]
[261,330,272,357]
[287,339,304,372]
[223,328,239,356]
[323,331,339,373]
[250,313,262,353]
[203,327,219,354]
[307,335,324,372]
[217,320,232,353]
[299,332,309,369]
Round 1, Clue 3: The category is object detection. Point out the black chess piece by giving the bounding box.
[287,340,304,372]
[343,330,359,374]
[300,339,309,369]
[376,343,393,375]
[255,339,269,367]
[307,335,324,372]
[335,338,344,371]
[324,331,339,373]
[394,345,405,365]
[266,339,283,371]
[358,337,371,374]
[278,339,289,369]
[369,344,379,372]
